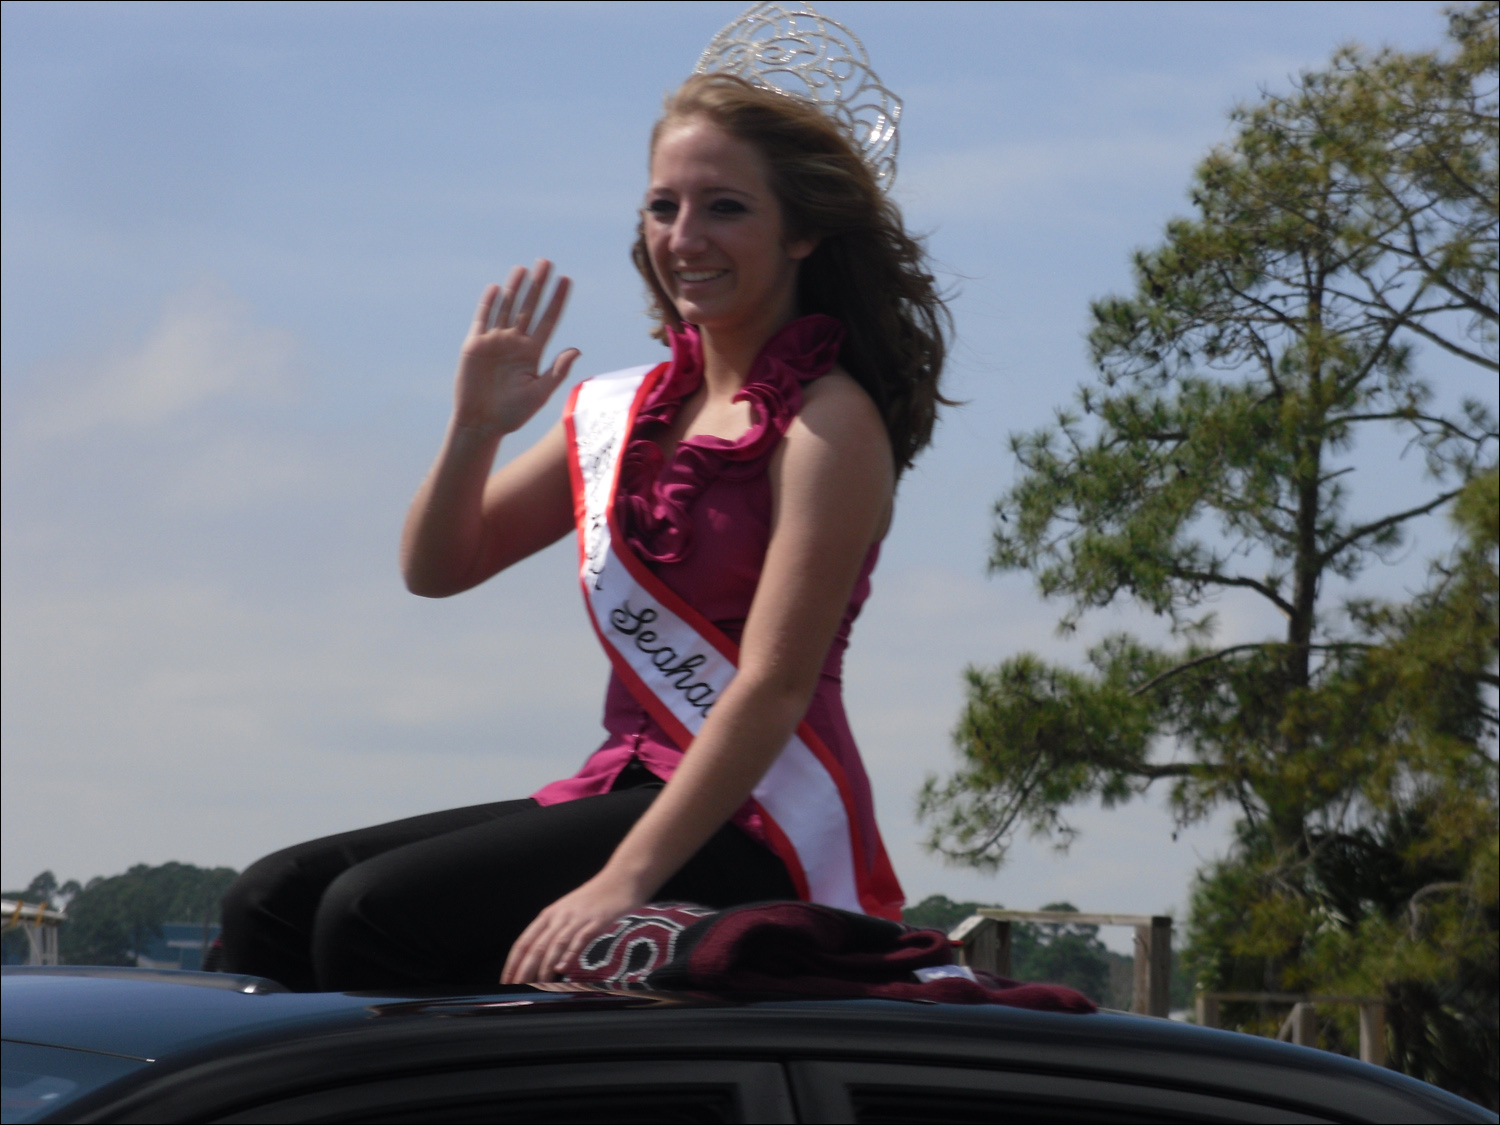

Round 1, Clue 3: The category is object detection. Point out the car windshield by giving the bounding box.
[1,1041,148,1124]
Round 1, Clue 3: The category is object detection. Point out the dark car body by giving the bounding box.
[2,966,1493,1123]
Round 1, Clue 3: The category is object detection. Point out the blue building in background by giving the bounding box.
[135,923,220,971]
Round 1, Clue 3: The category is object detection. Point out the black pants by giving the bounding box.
[219,764,796,991]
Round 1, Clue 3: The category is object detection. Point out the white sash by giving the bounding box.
[564,365,902,919]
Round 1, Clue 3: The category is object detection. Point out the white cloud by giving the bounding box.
[16,280,296,442]
[155,434,346,514]
[900,134,1207,222]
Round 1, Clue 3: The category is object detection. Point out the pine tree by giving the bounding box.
[920,3,1497,1103]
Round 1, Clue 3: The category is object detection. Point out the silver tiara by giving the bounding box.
[694,1,902,190]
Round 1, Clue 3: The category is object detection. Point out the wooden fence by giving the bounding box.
[949,912,1390,1067]
[949,909,1173,1018]
[1196,992,1387,1067]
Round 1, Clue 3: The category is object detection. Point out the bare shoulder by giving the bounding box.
[786,367,893,470]
[773,367,893,538]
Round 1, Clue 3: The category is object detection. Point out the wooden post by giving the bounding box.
[967,917,998,975]
[952,916,1011,977]
[1359,1003,1387,1067]
[1149,916,1172,1018]
[1130,919,1173,1017]
[1277,1009,1295,1041]
[1132,925,1150,1014]
[994,919,1011,978]
[1195,994,1220,1029]
[1292,1002,1317,1047]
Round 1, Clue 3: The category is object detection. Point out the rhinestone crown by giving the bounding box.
[694,1,902,190]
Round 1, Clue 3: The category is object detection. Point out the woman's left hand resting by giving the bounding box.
[501,872,644,984]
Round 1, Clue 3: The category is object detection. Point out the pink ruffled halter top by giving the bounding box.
[532,314,883,860]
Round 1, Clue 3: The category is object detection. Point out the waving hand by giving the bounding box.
[455,259,580,437]
[400,260,580,598]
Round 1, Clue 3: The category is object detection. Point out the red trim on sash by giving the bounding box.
[563,379,592,572]
[565,367,904,921]
[757,815,812,902]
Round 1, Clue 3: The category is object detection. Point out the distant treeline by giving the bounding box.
[3,863,237,966]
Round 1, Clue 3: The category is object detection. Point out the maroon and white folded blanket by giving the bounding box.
[560,901,1095,1013]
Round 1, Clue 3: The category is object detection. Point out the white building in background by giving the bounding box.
[1,899,65,965]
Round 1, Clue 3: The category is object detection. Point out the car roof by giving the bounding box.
[3,966,761,1062]
[5,966,1493,1124]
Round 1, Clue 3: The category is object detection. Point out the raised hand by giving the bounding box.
[454,260,580,437]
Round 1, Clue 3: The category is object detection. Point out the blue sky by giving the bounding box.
[2,0,1473,947]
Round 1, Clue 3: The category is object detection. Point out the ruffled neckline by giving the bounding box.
[616,314,845,564]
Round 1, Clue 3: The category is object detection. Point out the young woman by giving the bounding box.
[220,72,949,991]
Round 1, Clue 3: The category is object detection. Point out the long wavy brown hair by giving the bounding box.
[632,73,953,474]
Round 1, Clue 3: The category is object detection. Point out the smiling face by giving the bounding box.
[644,117,816,338]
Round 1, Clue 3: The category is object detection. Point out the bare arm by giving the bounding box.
[401,262,580,597]
[502,372,895,983]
